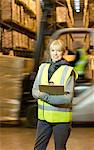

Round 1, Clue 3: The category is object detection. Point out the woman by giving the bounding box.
[32,39,77,150]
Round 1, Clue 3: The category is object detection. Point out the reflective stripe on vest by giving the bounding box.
[38,64,74,123]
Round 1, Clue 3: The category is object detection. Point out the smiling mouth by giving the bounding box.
[54,57,58,59]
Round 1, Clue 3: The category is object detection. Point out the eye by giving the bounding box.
[58,50,62,52]
[51,49,55,52]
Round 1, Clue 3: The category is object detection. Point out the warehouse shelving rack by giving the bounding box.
[0,0,37,127]
[0,0,36,58]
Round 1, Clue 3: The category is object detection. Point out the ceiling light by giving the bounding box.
[74,0,80,13]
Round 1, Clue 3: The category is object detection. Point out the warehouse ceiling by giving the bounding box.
[39,0,94,44]
[58,0,93,12]
[54,0,94,45]
[40,0,94,28]
[55,0,94,27]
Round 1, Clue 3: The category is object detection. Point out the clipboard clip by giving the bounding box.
[49,81,54,85]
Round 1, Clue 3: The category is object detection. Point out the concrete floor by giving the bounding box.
[0,127,94,150]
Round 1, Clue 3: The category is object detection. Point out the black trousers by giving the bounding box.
[34,120,71,150]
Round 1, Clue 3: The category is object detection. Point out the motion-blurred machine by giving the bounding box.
[73,83,94,124]
[0,55,36,126]
[46,28,94,125]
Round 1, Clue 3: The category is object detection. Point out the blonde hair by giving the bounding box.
[49,39,66,53]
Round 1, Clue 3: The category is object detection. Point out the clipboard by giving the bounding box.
[39,85,64,95]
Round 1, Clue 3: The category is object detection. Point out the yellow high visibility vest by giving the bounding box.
[38,63,77,123]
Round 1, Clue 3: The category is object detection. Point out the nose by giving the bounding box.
[54,50,58,54]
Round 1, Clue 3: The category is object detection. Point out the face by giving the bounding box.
[50,48,64,62]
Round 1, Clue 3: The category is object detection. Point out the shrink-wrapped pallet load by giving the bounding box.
[56,6,68,23]
[0,55,23,122]
[0,55,35,123]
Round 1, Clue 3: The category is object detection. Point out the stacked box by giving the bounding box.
[16,3,21,23]
[23,57,35,73]
[0,55,35,121]
[85,55,94,80]
[17,0,36,15]
[32,19,37,32]
[13,31,20,48]
[2,29,12,48]
[2,29,19,48]
[56,7,68,23]
[28,0,36,15]
[1,0,17,21]
[2,30,31,49]
[0,55,24,121]
[20,6,25,25]
[89,3,94,22]
[28,39,35,51]
[18,33,27,49]
[0,29,2,50]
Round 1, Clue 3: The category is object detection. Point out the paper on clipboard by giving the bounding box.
[39,85,64,95]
